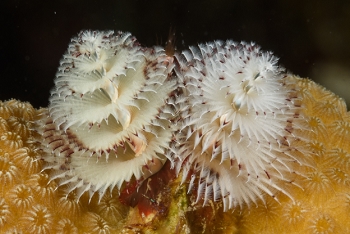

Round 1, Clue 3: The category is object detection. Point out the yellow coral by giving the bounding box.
[0,75,350,233]
[0,100,129,233]
[215,76,350,234]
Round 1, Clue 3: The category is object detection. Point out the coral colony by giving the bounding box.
[2,29,350,233]
[38,30,310,209]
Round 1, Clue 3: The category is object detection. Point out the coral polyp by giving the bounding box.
[38,30,177,199]
[175,41,310,209]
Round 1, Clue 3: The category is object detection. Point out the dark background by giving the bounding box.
[2,0,350,108]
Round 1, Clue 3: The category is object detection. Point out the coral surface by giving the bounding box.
[186,76,350,234]
[0,100,128,233]
[1,75,350,233]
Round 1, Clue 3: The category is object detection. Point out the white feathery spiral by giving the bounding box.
[174,40,309,210]
[39,30,177,200]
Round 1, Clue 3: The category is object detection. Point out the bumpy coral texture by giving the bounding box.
[0,100,127,233]
[220,76,350,234]
[38,30,177,200]
[0,76,350,234]
[175,41,310,210]
[1,79,349,234]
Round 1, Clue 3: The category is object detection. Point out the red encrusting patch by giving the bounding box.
[119,160,176,219]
